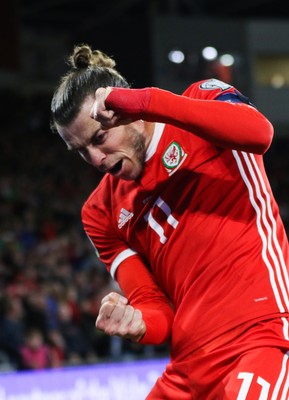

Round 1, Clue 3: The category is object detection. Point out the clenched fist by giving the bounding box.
[95,292,146,342]
[90,87,132,129]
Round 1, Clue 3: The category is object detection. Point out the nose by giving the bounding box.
[85,147,106,169]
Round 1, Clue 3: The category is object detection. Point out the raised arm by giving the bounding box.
[91,83,273,154]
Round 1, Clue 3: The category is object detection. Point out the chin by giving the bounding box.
[120,173,139,181]
[116,158,144,181]
[122,168,142,180]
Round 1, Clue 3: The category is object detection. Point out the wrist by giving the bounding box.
[106,87,151,117]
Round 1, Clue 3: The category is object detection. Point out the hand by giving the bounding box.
[95,292,146,342]
[90,87,131,129]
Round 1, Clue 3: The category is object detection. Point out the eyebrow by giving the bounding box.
[67,128,101,152]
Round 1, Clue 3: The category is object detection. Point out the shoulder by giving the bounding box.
[183,78,250,104]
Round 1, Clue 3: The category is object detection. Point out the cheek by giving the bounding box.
[105,126,144,157]
[105,136,130,155]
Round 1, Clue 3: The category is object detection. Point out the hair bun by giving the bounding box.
[69,44,116,70]
[91,50,116,69]
[70,44,91,69]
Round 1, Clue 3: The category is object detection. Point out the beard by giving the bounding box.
[127,125,147,174]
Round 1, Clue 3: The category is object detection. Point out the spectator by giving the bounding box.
[20,329,50,370]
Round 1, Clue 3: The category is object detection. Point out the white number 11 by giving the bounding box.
[237,372,270,400]
[144,197,179,244]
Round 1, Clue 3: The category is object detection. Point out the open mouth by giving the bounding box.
[108,160,123,175]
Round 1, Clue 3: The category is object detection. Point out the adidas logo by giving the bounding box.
[118,208,134,229]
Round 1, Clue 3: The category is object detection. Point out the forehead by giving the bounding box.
[58,97,100,149]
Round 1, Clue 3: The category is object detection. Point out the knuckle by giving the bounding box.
[118,327,129,336]
[106,327,117,336]
[95,320,104,330]
[134,308,142,316]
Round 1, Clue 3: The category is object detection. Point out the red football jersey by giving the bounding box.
[82,79,289,360]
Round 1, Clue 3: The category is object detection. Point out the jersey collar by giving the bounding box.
[145,123,165,162]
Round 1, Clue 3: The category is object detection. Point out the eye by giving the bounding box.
[91,131,107,146]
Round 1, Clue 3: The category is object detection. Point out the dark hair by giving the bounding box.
[50,44,129,131]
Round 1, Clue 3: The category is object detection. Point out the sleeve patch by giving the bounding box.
[216,92,256,108]
[199,79,232,91]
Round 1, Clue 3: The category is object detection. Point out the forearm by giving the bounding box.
[116,255,174,345]
[137,302,174,345]
[106,87,273,154]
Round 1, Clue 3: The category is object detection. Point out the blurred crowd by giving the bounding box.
[0,90,168,372]
[0,89,288,372]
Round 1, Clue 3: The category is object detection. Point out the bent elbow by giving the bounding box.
[254,120,274,154]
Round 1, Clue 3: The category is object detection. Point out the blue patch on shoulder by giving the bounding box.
[216,91,256,108]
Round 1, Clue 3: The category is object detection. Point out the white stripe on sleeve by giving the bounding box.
[110,249,137,279]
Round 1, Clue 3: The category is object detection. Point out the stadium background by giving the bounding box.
[1,0,289,398]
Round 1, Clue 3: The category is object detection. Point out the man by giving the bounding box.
[51,44,289,399]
